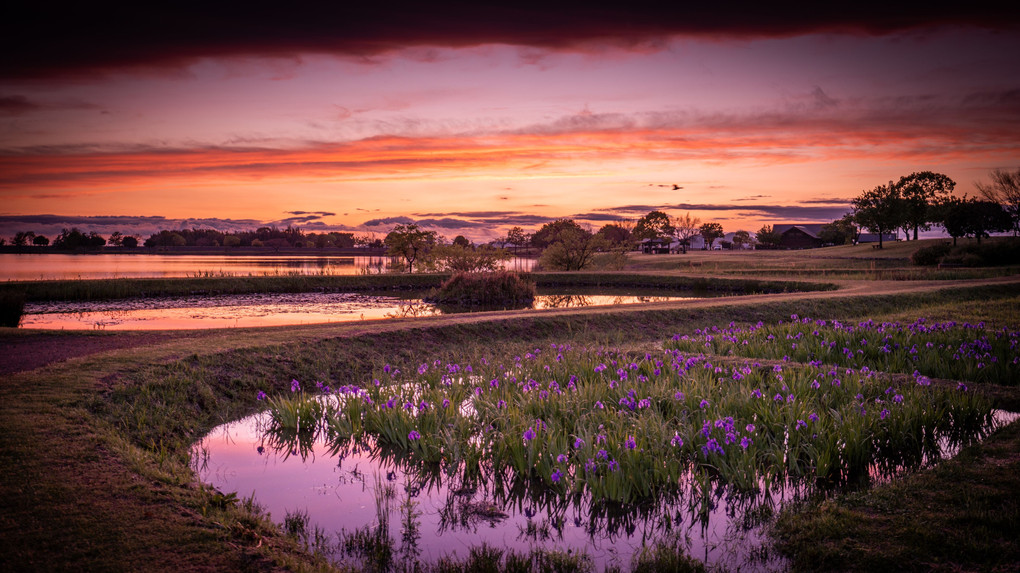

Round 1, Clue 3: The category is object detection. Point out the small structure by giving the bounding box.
[639,238,673,254]
[857,232,898,244]
[774,224,826,250]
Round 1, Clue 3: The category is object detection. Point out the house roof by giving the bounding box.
[774,223,826,238]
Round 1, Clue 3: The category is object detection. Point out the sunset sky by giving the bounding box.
[2,5,1018,242]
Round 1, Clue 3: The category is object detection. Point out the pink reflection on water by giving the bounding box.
[193,411,784,571]
[22,293,700,330]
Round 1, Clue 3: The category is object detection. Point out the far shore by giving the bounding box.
[0,245,389,256]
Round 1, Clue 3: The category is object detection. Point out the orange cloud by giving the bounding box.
[2,100,1018,194]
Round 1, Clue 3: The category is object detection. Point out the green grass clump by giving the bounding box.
[0,289,25,327]
[426,271,536,307]
[911,243,953,266]
[261,338,993,505]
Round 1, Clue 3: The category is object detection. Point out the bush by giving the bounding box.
[910,243,952,266]
[0,290,26,327]
[588,249,629,271]
[919,239,1020,267]
[425,271,536,307]
[964,240,1020,266]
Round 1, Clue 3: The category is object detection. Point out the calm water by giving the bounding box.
[0,253,535,281]
[21,291,704,330]
[192,410,789,572]
[193,407,1018,571]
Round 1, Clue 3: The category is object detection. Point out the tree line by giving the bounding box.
[850,169,1017,248]
[1,226,384,251]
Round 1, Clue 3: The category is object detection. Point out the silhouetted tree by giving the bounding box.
[452,235,472,248]
[384,224,439,273]
[732,230,752,249]
[53,228,84,250]
[894,171,955,240]
[532,220,584,249]
[699,222,724,250]
[122,236,139,248]
[853,182,903,249]
[976,167,1020,236]
[633,211,673,241]
[13,231,35,246]
[537,224,607,271]
[32,235,49,246]
[596,223,632,247]
[755,225,780,249]
[433,244,510,272]
[820,214,858,245]
[940,197,1012,245]
[670,212,701,254]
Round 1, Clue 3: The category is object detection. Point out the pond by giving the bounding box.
[193,408,790,571]
[0,252,535,281]
[21,289,710,330]
[192,403,1017,572]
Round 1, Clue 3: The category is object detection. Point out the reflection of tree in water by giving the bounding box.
[538,294,596,308]
[536,294,680,309]
[385,302,442,319]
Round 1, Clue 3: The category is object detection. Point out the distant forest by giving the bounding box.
[1,226,382,250]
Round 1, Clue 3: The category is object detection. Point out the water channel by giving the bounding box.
[21,290,708,330]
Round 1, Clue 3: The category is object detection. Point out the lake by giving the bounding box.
[0,252,535,281]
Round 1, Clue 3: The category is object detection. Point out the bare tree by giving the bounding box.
[976,168,1020,236]
[670,212,701,254]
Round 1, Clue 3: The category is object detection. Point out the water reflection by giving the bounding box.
[22,290,705,330]
[0,253,534,281]
[195,410,794,571]
[194,401,1015,571]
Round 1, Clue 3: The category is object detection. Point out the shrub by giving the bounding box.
[930,239,1020,267]
[910,243,952,266]
[425,271,536,307]
[964,240,1020,266]
[0,290,26,327]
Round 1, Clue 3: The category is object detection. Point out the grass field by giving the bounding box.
[1,246,1019,572]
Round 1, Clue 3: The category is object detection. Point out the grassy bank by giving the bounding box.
[2,278,1019,571]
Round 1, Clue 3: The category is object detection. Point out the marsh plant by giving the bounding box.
[666,316,1020,386]
[425,271,536,308]
[257,317,1001,508]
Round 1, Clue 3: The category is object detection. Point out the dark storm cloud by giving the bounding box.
[591,201,851,221]
[415,218,488,229]
[286,210,336,217]
[362,216,416,227]
[362,212,558,231]
[0,95,40,115]
[0,94,103,116]
[3,4,1015,79]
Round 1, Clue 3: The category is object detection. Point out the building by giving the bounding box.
[639,238,673,254]
[773,224,826,249]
